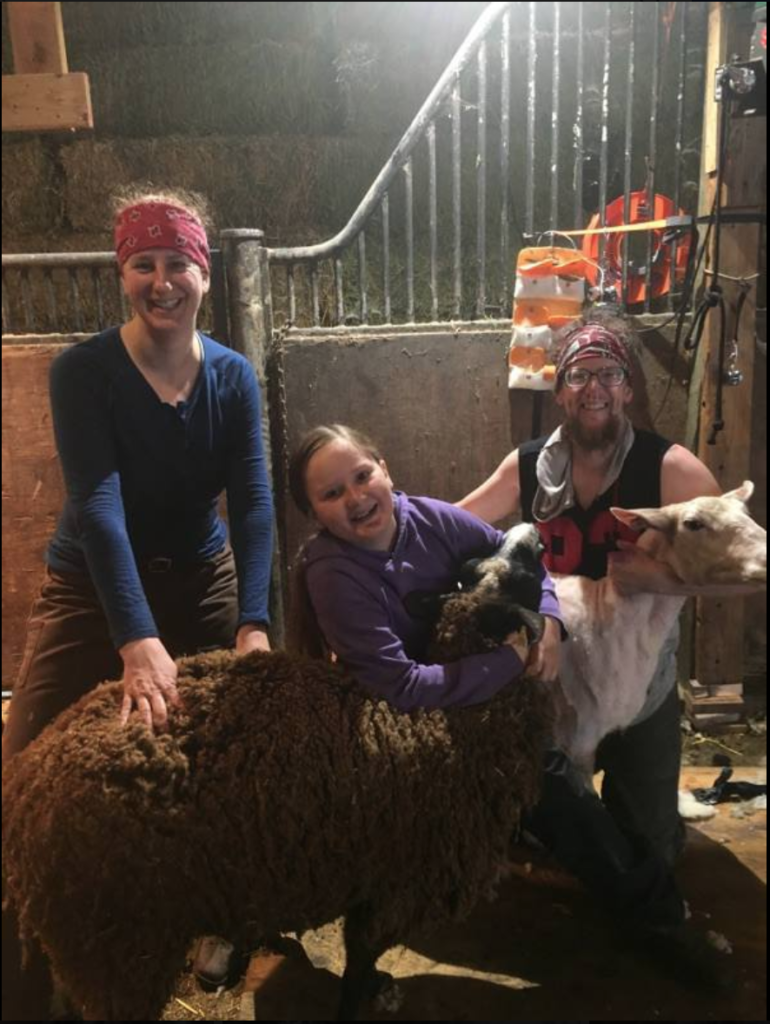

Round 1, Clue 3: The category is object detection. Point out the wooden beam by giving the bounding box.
[686,2,765,724]
[2,72,93,132]
[7,2,68,74]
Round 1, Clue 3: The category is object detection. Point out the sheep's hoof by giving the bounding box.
[192,936,247,991]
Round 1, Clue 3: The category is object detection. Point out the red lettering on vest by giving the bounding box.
[536,512,640,574]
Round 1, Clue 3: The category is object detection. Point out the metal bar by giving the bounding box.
[670,0,689,310]
[452,74,462,317]
[43,268,57,330]
[573,3,584,229]
[645,4,661,313]
[428,123,439,321]
[404,156,415,322]
[476,39,487,319]
[358,231,368,324]
[310,263,320,327]
[267,0,512,263]
[116,267,129,323]
[68,269,83,333]
[525,1,537,236]
[20,268,35,333]
[334,256,344,325]
[550,2,561,231]
[209,248,228,341]
[92,268,104,329]
[622,2,636,306]
[528,2,542,442]
[287,264,296,325]
[1,270,9,332]
[598,3,612,257]
[500,8,511,312]
[2,252,115,268]
[382,194,391,323]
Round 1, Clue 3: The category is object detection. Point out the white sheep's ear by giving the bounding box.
[723,480,754,505]
[610,506,672,533]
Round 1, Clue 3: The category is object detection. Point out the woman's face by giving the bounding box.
[305,439,397,551]
[121,248,210,334]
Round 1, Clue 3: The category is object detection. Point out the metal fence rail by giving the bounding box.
[1,250,228,339]
[267,0,706,330]
[2,2,707,338]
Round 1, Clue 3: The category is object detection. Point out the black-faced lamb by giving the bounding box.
[2,524,550,1022]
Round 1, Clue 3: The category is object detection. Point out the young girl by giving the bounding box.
[286,426,733,992]
[288,423,563,710]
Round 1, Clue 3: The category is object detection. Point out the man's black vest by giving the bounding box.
[519,429,672,580]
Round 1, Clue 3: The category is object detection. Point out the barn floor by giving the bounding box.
[163,766,766,1022]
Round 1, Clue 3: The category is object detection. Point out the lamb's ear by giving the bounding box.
[511,605,546,644]
[403,589,452,621]
[610,506,672,533]
[723,480,754,505]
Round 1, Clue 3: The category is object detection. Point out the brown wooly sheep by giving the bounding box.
[2,526,552,1022]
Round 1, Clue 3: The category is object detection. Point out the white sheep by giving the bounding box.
[552,482,767,777]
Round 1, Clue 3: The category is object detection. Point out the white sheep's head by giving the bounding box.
[610,481,767,588]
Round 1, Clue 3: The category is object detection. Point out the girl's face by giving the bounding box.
[305,439,397,551]
[121,247,209,334]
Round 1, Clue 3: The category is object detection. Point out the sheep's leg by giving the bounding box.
[337,905,393,1022]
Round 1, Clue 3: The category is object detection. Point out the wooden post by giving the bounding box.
[220,230,286,646]
[685,3,765,728]
[2,2,93,132]
[7,2,67,74]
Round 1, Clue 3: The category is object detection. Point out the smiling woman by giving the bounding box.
[2,184,276,1014]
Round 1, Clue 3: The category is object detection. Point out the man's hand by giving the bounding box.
[606,542,681,596]
[609,541,766,598]
[119,637,180,730]
[523,614,561,682]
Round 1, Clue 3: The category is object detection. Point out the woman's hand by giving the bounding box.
[236,624,271,656]
[523,615,561,682]
[118,637,180,730]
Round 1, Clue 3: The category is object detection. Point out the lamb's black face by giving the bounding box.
[404,523,546,643]
[478,523,545,610]
[460,524,547,643]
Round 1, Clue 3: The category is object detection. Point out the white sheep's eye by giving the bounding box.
[683,518,706,531]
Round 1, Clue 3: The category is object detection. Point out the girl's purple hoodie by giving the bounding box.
[305,492,563,711]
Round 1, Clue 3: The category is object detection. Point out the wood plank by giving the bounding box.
[694,230,761,696]
[1,345,67,686]
[7,2,67,74]
[2,72,93,132]
[700,3,723,177]
[687,3,763,710]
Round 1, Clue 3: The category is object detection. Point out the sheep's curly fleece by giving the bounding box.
[3,648,553,1020]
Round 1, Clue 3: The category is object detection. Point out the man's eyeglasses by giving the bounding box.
[562,365,628,389]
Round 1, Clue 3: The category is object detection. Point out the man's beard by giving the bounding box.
[563,410,623,452]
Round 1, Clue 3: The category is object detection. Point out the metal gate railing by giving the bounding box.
[267,0,707,330]
[1,250,229,340]
[1,1,707,338]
